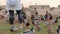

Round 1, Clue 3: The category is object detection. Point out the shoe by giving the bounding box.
[10,27,14,32]
[10,26,18,32]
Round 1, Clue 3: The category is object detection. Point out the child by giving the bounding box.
[45,13,51,27]
[34,12,40,30]
[47,15,52,34]
[31,15,35,25]
[24,18,30,28]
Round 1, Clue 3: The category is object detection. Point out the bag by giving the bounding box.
[8,0,17,7]
[23,30,33,34]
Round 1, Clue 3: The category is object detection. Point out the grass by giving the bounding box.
[0,19,60,34]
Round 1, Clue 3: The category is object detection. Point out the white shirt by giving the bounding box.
[6,0,22,10]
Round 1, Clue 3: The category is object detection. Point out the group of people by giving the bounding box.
[31,10,60,34]
[3,0,60,34]
[6,6,60,34]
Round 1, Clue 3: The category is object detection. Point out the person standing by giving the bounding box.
[6,0,24,32]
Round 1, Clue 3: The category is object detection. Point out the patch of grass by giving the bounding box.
[0,19,60,34]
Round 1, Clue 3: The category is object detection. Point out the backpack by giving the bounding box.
[7,0,17,7]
